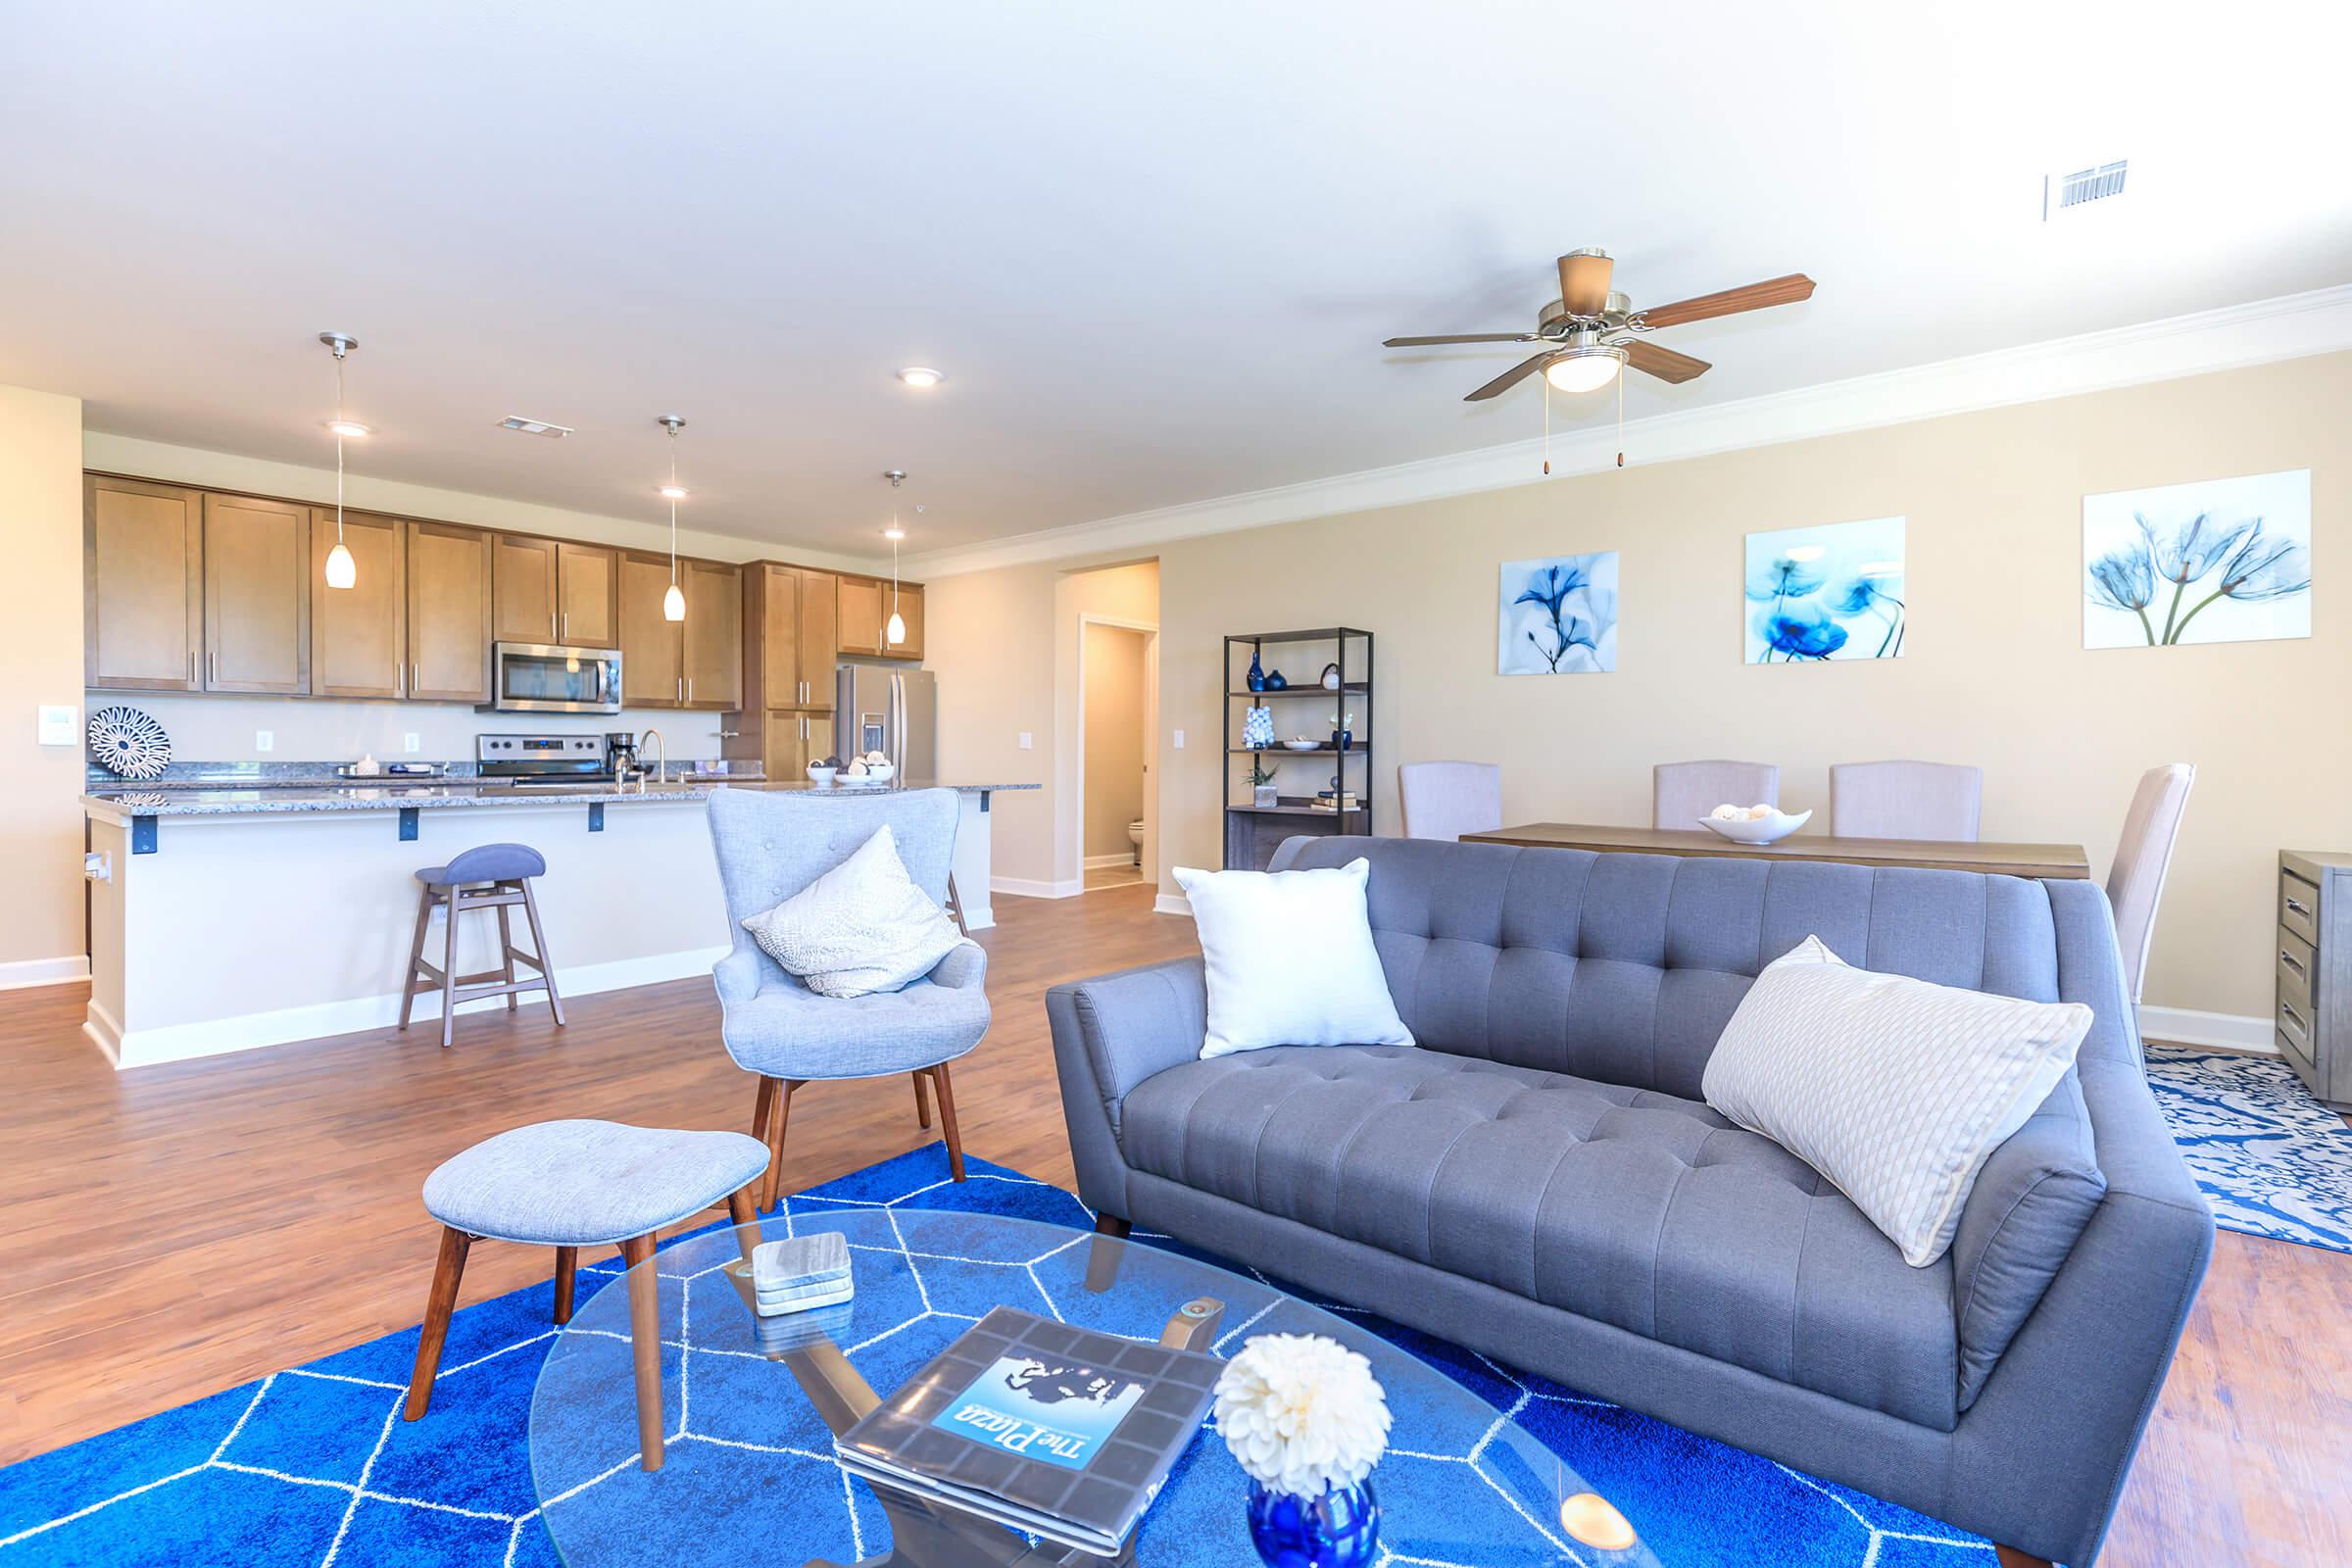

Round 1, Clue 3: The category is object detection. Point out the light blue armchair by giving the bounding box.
[705,786,990,1209]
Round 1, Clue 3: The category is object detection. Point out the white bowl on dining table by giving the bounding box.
[1696,808,1812,844]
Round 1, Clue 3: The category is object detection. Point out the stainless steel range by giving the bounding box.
[475,733,612,788]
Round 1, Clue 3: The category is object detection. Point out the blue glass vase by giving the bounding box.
[1247,651,1266,692]
[1245,1479,1380,1568]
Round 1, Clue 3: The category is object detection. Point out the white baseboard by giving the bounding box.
[89,945,730,1070]
[0,954,89,992]
[1084,852,1143,870]
[1152,893,1193,918]
[993,875,1085,900]
[2138,1004,2276,1054]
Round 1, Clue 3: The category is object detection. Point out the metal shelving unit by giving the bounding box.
[1223,626,1373,869]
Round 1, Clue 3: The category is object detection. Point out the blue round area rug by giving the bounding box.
[0,1148,1996,1567]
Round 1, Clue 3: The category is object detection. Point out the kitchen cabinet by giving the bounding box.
[557,541,617,647]
[310,511,407,698]
[682,560,743,710]
[202,493,311,694]
[761,710,836,780]
[492,534,559,644]
[836,575,885,658]
[744,564,838,711]
[405,521,493,703]
[85,475,204,691]
[618,551,683,707]
[797,568,838,691]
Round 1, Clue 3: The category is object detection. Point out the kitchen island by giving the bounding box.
[80,778,1033,1068]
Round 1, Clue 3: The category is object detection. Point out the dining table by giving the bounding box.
[1460,821,2091,879]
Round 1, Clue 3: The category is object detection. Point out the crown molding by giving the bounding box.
[900,282,2352,579]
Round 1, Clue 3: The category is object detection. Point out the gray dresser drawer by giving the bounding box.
[2279,870,2321,946]
[2278,927,2317,1014]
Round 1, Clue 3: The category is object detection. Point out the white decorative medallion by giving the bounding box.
[87,705,172,780]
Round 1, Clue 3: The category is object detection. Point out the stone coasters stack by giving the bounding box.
[750,1231,854,1317]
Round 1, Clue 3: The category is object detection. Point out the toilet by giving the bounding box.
[1127,819,1145,866]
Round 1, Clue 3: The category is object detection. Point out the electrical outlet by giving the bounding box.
[38,706,78,746]
[255,730,274,753]
[1017,732,1033,750]
[1172,729,1185,750]
[404,732,421,754]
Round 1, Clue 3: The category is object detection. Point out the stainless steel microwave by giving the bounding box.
[488,641,623,713]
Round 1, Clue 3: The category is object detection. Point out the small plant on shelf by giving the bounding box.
[1248,757,1279,808]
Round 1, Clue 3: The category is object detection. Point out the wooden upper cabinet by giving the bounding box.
[682,560,743,710]
[203,494,310,694]
[618,550,682,707]
[836,575,885,658]
[885,582,925,661]
[557,542,617,648]
[749,564,801,710]
[311,511,406,699]
[492,534,559,644]
[85,476,204,690]
[797,568,838,695]
[405,521,492,703]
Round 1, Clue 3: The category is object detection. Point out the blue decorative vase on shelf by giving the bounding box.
[1246,1480,1380,1568]
[1266,669,1288,690]
[1247,651,1266,692]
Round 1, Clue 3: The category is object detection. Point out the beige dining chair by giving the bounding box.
[1830,760,1984,841]
[1653,760,1780,830]
[2107,763,2196,1005]
[1398,760,1502,842]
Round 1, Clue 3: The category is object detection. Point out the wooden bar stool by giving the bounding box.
[399,842,564,1049]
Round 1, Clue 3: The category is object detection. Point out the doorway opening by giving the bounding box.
[1076,616,1156,892]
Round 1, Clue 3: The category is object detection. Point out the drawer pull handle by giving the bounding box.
[2281,1001,2308,1034]
[2285,896,2313,917]
[2281,950,2308,976]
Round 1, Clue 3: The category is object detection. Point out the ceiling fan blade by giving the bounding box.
[1623,339,1711,384]
[1463,351,1555,402]
[1556,252,1614,316]
[1383,332,1539,346]
[1637,273,1816,330]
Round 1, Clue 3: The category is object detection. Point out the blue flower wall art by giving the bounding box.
[1498,552,1618,674]
[2083,469,2311,648]
[1742,516,1906,663]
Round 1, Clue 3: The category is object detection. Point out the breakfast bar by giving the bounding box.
[80,779,1033,1068]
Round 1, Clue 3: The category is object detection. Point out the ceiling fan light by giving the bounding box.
[323,540,357,589]
[1544,350,1624,394]
[662,582,686,621]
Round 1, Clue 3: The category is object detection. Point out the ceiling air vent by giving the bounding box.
[2043,160,2128,219]
[498,416,573,438]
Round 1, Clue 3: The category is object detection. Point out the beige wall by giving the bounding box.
[0,385,88,976]
[1082,623,1150,860]
[1156,351,2351,1023]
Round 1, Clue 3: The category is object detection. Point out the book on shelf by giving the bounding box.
[832,1305,1221,1556]
[1309,792,1360,812]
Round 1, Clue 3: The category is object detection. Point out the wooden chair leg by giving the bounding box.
[620,1233,663,1470]
[403,1226,472,1420]
[496,895,518,1011]
[929,1063,966,1182]
[553,1246,577,1326]
[726,1186,760,1266]
[912,1070,933,1129]
[758,1078,801,1213]
[519,878,565,1027]
[438,887,462,1050]
[751,1074,777,1143]
[397,886,434,1030]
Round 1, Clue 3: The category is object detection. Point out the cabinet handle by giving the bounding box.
[2281,1000,2309,1034]
[412,662,420,693]
[2282,949,2308,976]
[686,678,694,704]
[2285,895,2313,917]
[676,676,682,703]
[187,650,195,684]
[562,611,568,641]
[551,611,558,640]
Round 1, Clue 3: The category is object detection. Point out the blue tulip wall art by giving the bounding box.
[1498,552,1618,674]
[1742,516,1906,663]
[2082,469,2311,648]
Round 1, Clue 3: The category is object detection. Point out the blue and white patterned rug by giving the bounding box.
[2145,1045,2352,1254]
[0,1147,1999,1568]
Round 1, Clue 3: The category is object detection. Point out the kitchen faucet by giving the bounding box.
[636,727,666,785]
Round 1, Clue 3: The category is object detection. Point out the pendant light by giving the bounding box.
[883,470,907,646]
[318,332,362,588]
[658,416,687,621]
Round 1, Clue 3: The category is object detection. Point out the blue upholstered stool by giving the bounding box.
[399,842,563,1049]
[402,1119,770,1471]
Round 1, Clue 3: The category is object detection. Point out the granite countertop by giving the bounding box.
[82,778,1038,818]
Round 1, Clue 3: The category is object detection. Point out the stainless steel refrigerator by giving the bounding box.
[836,660,935,780]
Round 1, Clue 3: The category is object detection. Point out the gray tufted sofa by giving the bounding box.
[1047,836,2212,1566]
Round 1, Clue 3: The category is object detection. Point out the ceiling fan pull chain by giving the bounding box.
[1615,368,1625,468]
[1542,373,1551,476]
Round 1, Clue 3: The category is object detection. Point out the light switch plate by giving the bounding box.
[1017,732,1033,750]
[1172,729,1185,749]
[404,732,421,754]
[37,705,78,746]
[255,730,274,753]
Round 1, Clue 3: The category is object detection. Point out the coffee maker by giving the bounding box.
[604,731,639,779]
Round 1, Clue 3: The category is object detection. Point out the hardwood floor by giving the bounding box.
[0,883,2344,1564]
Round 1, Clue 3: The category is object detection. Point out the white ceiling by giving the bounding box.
[5,2,2349,557]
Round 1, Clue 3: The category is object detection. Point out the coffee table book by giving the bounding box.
[833,1305,1222,1556]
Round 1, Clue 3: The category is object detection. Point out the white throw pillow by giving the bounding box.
[741,823,964,999]
[1700,936,2093,1267]
[1172,858,1414,1058]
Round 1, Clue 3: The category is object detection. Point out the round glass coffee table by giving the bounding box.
[529,1206,1657,1566]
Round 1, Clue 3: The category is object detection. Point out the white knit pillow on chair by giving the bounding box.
[741,823,963,999]
[1700,936,2093,1267]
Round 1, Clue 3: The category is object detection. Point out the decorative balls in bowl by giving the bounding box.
[1697,804,1812,844]
[806,763,838,786]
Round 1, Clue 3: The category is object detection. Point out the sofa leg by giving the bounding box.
[1992,1549,2050,1568]
[1094,1214,1132,1238]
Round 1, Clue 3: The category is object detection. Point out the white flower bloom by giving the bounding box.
[1212,1333,1392,1496]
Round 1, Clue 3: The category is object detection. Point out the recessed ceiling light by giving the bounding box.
[895,367,944,389]
[326,418,371,438]
[882,525,906,540]
[658,484,689,500]
[498,416,573,438]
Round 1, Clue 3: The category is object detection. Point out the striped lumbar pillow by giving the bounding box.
[1700,936,2094,1267]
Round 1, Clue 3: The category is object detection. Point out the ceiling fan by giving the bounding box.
[1384,249,1816,401]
